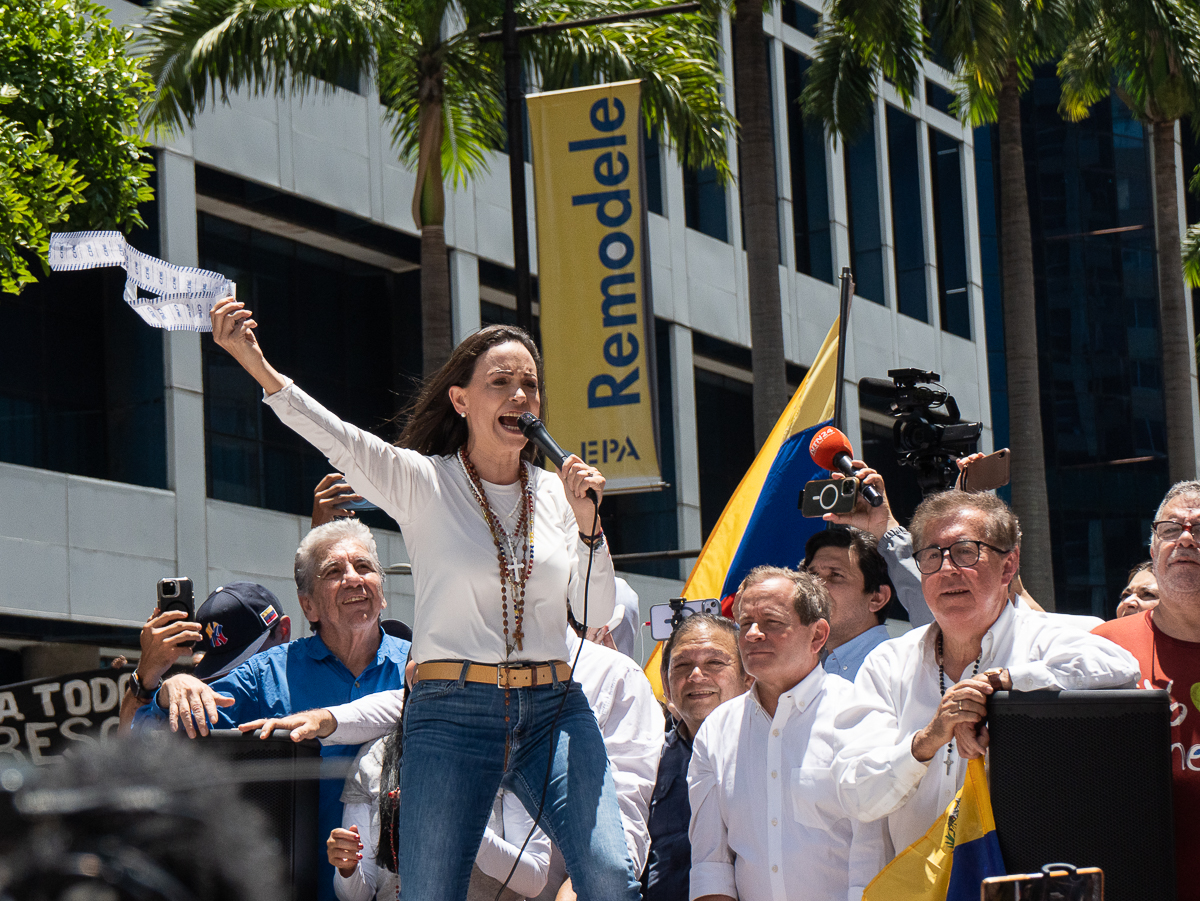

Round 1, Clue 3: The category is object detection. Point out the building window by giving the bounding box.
[974,124,1008,449]
[886,106,928,320]
[844,113,885,304]
[784,49,834,283]
[644,127,665,217]
[925,79,956,117]
[684,164,729,242]
[781,0,820,37]
[929,127,971,338]
[198,214,422,516]
[0,168,165,488]
[694,363,754,539]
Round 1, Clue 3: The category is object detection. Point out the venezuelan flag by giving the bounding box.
[644,317,840,698]
[863,758,1006,901]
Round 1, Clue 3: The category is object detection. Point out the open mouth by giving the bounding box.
[499,413,524,433]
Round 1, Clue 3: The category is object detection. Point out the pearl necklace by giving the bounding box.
[458,448,535,655]
[937,632,981,775]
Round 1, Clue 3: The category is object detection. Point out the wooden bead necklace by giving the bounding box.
[458,447,535,655]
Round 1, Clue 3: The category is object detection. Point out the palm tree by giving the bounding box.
[733,2,788,448]
[1060,0,1200,483]
[138,0,734,374]
[801,0,1077,607]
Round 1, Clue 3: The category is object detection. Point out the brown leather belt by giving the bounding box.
[413,661,572,689]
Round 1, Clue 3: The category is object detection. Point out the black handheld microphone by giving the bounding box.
[517,413,598,504]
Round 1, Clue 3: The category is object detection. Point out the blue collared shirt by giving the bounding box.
[135,629,411,901]
[823,624,892,681]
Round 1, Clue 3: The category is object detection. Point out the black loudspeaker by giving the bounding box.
[988,690,1175,901]
[194,729,322,901]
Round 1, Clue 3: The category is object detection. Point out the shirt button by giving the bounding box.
[773,729,779,737]
[771,771,777,779]
[772,865,778,873]
[772,818,778,826]
[842,665,848,671]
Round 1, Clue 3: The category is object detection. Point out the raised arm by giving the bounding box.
[211,298,289,395]
[822,462,932,627]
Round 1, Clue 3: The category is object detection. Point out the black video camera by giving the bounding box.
[860,369,982,495]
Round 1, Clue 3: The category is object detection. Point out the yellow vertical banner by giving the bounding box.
[528,80,662,493]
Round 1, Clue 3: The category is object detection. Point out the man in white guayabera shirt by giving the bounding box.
[687,566,884,901]
[830,490,1140,888]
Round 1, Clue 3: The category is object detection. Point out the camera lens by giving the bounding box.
[842,480,856,496]
[818,483,840,510]
[162,582,178,597]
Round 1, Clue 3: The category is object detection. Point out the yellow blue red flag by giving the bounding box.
[686,316,841,604]
[644,317,840,697]
[864,758,1006,901]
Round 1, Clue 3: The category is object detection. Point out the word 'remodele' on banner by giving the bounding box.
[527,80,662,494]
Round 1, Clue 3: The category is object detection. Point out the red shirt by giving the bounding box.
[1093,611,1200,900]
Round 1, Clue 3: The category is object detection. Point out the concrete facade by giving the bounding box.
[0,0,991,669]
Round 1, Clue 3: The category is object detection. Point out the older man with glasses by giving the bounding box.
[830,490,1139,888]
[1094,481,1200,901]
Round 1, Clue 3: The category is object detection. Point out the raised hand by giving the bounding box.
[210,297,288,394]
[558,454,604,536]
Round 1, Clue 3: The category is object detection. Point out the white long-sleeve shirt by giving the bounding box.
[565,632,663,875]
[687,666,885,901]
[265,382,616,664]
[832,601,1140,877]
[334,739,551,901]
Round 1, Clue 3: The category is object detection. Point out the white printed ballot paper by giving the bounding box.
[49,231,235,332]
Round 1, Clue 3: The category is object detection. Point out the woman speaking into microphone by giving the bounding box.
[209,298,639,901]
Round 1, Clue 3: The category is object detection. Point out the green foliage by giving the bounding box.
[802,0,1078,142]
[0,105,87,293]
[1184,165,1200,288]
[0,0,155,293]
[1059,0,1200,125]
[137,0,733,191]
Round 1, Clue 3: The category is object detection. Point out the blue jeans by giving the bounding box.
[395,671,640,901]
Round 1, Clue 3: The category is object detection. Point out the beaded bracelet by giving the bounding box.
[579,530,605,549]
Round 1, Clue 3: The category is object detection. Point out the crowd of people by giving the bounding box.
[116,302,1198,901]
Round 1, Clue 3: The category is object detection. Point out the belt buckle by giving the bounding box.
[497,665,533,689]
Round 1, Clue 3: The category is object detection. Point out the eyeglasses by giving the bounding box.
[1151,520,1200,541]
[914,539,1012,574]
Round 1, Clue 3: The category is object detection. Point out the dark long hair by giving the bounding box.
[396,325,545,461]
[376,718,404,873]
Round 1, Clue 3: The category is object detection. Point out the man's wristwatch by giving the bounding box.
[983,667,1008,692]
[130,670,161,703]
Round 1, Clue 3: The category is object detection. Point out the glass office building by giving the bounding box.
[974,68,1172,617]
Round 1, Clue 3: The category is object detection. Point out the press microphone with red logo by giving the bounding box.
[808,426,884,508]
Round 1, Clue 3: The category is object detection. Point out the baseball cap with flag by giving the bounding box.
[193,582,283,681]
